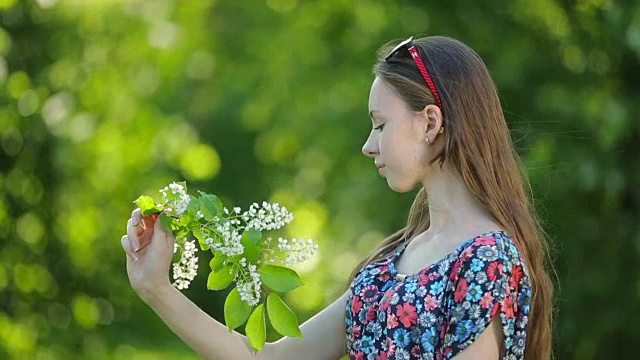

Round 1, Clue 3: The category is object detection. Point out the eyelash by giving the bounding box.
[374,124,385,131]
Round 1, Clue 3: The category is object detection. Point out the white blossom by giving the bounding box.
[284,238,319,265]
[208,220,244,257]
[242,202,294,231]
[172,238,199,289]
[265,237,318,265]
[235,264,262,306]
[160,182,191,215]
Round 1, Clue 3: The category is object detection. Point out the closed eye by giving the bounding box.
[374,124,385,131]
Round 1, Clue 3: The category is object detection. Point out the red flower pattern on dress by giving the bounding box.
[491,303,500,318]
[476,235,496,245]
[424,294,438,311]
[418,273,429,286]
[351,295,363,315]
[428,272,441,281]
[386,313,398,328]
[379,291,393,311]
[487,261,504,281]
[480,291,494,309]
[375,352,388,360]
[454,278,469,303]
[352,324,361,338]
[460,245,475,261]
[396,303,418,328]
[510,265,524,292]
[366,304,377,322]
[378,272,390,282]
[512,264,523,282]
[449,259,463,280]
[387,337,396,356]
[504,295,516,319]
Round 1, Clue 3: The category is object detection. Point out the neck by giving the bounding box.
[421,164,497,237]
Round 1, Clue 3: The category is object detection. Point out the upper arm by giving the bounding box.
[450,318,503,360]
[264,290,349,360]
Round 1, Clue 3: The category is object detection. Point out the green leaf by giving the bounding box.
[193,229,210,251]
[224,287,254,331]
[258,265,303,293]
[207,265,235,290]
[245,228,262,245]
[178,214,191,227]
[266,293,303,338]
[187,196,200,215]
[338,356,349,360]
[245,304,266,352]
[198,191,223,221]
[240,230,262,263]
[209,254,227,273]
[134,195,162,216]
[159,213,175,232]
[175,226,189,238]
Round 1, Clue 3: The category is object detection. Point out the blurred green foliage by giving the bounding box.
[1,0,639,359]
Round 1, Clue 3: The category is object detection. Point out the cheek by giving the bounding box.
[378,124,426,173]
[392,139,429,181]
[379,129,400,153]
[380,130,420,163]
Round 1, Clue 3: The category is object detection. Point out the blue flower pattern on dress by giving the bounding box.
[345,231,531,360]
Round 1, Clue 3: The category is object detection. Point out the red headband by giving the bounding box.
[385,37,444,115]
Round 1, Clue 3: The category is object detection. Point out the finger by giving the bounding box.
[121,235,139,261]
[131,208,142,226]
[154,217,175,247]
[126,219,141,252]
[142,215,156,232]
[139,215,156,242]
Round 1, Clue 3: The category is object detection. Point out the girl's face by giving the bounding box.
[362,77,435,193]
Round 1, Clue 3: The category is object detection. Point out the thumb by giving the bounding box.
[153,214,167,235]
[154,215,175,245]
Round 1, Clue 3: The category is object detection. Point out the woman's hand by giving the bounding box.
[121,208,175,299]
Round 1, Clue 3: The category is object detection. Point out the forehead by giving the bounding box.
[368,77,407,115]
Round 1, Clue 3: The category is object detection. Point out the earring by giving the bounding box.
[425,138,430,145]
[439,127,444,134]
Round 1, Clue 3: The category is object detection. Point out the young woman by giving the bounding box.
[121,36,553,359]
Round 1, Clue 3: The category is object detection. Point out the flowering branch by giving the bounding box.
[133,181,318,352]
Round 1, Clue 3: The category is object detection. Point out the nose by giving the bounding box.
[361,133,378,158]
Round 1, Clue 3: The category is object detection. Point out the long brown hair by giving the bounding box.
[348,36,554,359]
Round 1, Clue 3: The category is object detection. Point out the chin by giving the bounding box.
[386,179,417,193]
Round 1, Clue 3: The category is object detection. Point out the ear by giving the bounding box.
[421,104,444,142]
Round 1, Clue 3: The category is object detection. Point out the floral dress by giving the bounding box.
[345,231,530,360]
